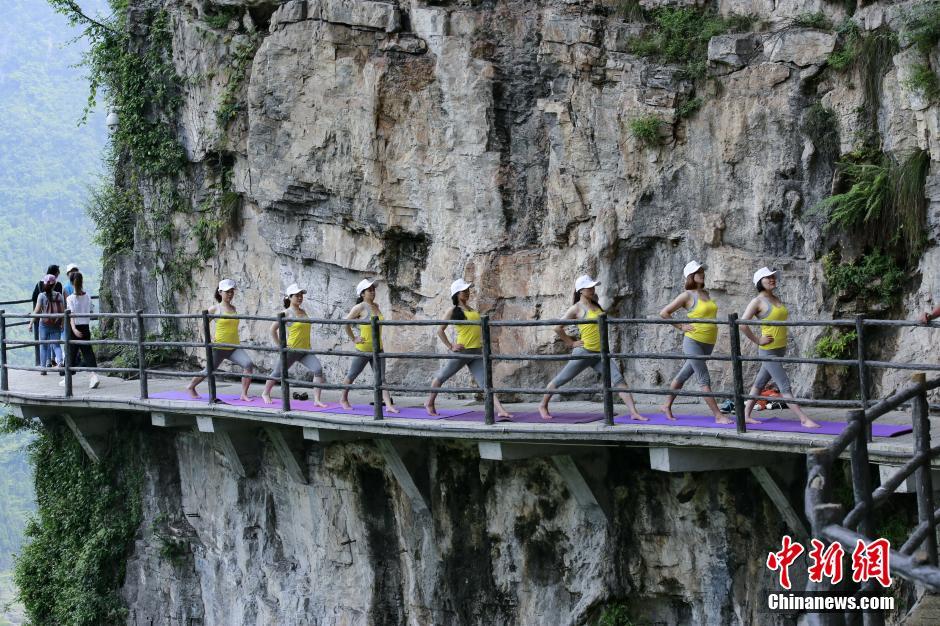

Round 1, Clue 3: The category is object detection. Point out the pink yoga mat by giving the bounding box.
[613,412,912,437]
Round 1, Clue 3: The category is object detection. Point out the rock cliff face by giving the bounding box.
[120,424,798,624]
[97,0,937,622]
[108,0,939,400]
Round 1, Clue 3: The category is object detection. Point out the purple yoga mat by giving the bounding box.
[317,404,473,419]
[613,412,912,437]
[149,390,342,412]
[443,411,602,424]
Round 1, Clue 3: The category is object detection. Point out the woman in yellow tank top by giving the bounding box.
[538,275,646,421]
[424,279,513,419]
[261,283,328,407]
[659,262,730,423]
[340,278,398,413]
[741,267,819,428]
[186,279,256,401]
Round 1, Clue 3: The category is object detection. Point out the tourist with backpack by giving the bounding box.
[28,274,65,375]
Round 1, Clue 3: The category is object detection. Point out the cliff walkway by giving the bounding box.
[2,298,940,596]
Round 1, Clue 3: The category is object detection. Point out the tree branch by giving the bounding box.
[51,0,121,37]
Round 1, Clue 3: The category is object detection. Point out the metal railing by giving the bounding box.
[0,306,937,432]
[805,374,940,602]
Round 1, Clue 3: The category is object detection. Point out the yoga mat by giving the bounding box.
[149,390,341,412]
[613,412,912,437]
[444,411,602,424]
[317,404,473,419]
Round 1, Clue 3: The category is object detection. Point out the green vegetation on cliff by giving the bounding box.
[1,414,143,626]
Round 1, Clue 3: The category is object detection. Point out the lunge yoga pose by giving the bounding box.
[261,283,327,407]
[659,261,731,423]
[741,267,820,428]
[538,275,646,421]
[424,279,513,419]
[186,279,256,401]
[340,278,398,413]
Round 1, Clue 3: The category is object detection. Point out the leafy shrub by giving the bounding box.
[86,181,142,256]
[611,0,644,22]
[629,116,667,146]
[595,602,634,626]
[677,96,703,119]
[904,1,940,55]
[793,11,833,30]
[801,102,840,158]
[823,251,906,308]
[904,63,940,101]
[627,8,752,80]
[814,330,857,359]
[204,5,242,30]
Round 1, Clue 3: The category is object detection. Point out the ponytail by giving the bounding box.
[283,297,291,308]
[355,295,364,304]
[214,289,223,302]
[451,293,466,321]
[573,290,604,312]
[72,272,84,295]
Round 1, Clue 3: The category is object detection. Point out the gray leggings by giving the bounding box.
[345,354,387,382]
[433,348,485,387]
[549,347,625,388]
[752,347,792,396]
[672,337,714,387]
[270,352,323,379]
[201,348,255,376]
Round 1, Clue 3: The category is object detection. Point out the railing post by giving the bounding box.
[849,409,874,537]
[855,314,872,442]
[201,310,217,404]
[0,311,8,392]
[62,310,72,398]
[598,313,614,426]
[277,313,290,412]
[33,316,40,367]
[481,315,495,425]
[912,373,937,565]
[371,316,383,421]
[728,313,746,433]
[136,309,148,399]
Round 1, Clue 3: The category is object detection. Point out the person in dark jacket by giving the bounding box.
[31,265,63,307]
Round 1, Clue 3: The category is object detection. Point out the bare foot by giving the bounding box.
[801,418,821,428]
[745,415,760,424]
[239,394,252,402]
[313,400,328,408]
[262,392,273,405]
[498,409,513,420]
[341,401,353,410]
[186,385,199,399]
[630,412,649,422]
[538,405,552,420]
[386,404,400,414]
[660,405,677,421]
[715,415,734,425]
[424,401,438,416]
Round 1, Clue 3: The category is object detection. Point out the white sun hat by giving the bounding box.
[66,263,79,273]
[285,283,306,296]
[218,278,236,291]
[356,278,377,295]
[450,278,473,296]
[683,261,703,277]
[753,267,780,286]
[575,275,600,291]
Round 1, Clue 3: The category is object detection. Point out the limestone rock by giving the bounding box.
[319,0,400,32]
[707,33,758,69]
[764,29,836,67]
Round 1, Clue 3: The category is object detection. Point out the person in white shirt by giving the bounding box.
[65,272,100,389]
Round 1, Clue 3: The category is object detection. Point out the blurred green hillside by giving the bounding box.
[1,0,108,622]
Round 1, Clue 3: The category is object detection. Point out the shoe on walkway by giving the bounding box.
[89,374,100,389]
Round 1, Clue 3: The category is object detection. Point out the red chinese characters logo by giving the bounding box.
[808,538,845,584]
[851,538,892,587]
[767,537,892,589]
[766,535,805,590]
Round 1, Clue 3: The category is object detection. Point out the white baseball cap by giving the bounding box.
[575,275,600,291]
[450,278,473,296]
[285,283,306,296]
[218,278,236,291]
[66,263,79,273]
[356,278,377,295]
[683,261,703,277]
[753,267,779,286]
